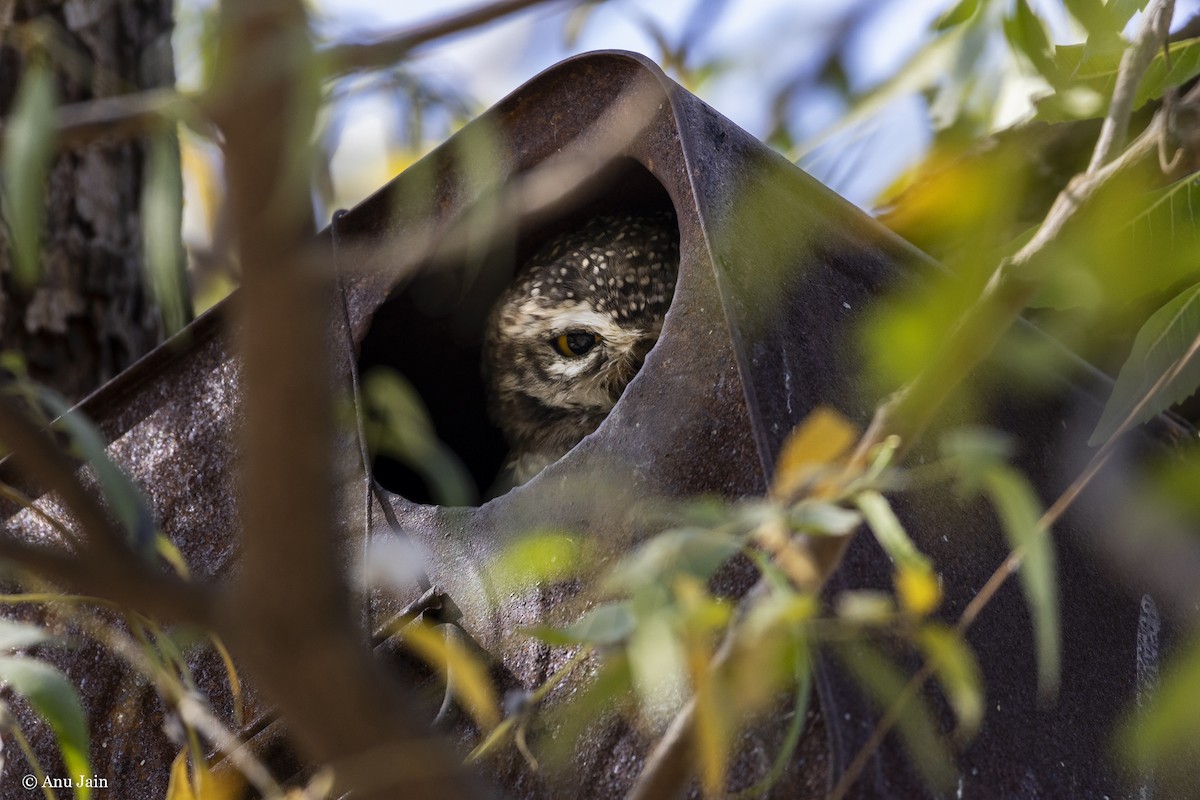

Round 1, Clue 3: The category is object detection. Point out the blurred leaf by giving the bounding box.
[895,563,943,617]
[562,0,605,48]
[401,622,500,731]
[691,629,731,796]
[856,491,930,573]
[1,61,57,289]
[1004,0,1064,87]
[1118,635,1200,787]
[628,612,688,728]
[1108,0,1149,29]
[488,531,583,594]
[164,747,243,800]
[788,501,862,537]
[838,643,957,793]
[1038,37,1200,123]
[940,427,1014,495]
[1150,448,1200,520]
[528,653,634,769]
[933,0,981,31]
[0,619,54,652]
[1133,37,1200,109]
[836,590,896,624]
[0,656,91,800]
[142,133,188,334]
[527,602,635,647]
[729,643,812,800]
[676,575,733,634]
[772,407,857,498]
[31,388,158,555]
[363,368,476,506]
[1089,281,1200,446]
[1028,173,1200,312]
[984,467,1060,697]
[1064,0,1123,36]
[917,623,984,740]
[603,528,741,593]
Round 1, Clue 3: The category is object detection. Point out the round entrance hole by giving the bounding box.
[356,159,679,504]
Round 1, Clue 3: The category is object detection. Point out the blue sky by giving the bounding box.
[304,0,954,208]
[174,0,1200,234]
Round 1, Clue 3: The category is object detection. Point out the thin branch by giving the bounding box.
[632,8,1194,796]
[323,0,579,77]
[0,89,210,157]
[1089,0,1175,171]
[828,331,1200,800]
[0,395,212,623]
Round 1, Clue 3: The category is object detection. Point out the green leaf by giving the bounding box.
[487,531,583,593]
[0,656,92,800]
[940,427,1014,495]
[933,0,981,31]
[838,643,957,793]
[602,528,741,593]
[917,624,984,740]
[984,467,1060,697]
[1064,0,1122,36]
[855,491,930,572]
[1,62,57,289]
[788,501,862,537]
[1119,635,1200,788]
[1135,37,1200,109]
[34,388,158,555]
[362,368,476,506]
[1107,0,1148,30]
[141,134,188,335]
[1005,0,1064,86]
[527,602,635,647]
[0,619,54,652]
[1039,37,1200,123]
[1089,282,1200,446]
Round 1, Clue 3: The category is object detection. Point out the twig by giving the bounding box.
[846,18,1197,479]
[1089,0,1175,171]
[828,332,1200,800]
[324,0,580,77]
[632,7,1194,797]
[625,584,768,800]
[0,395,211,623]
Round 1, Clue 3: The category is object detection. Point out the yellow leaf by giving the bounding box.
[689,635,730,796]
[164,749,243,800]
[402,621,500,731]
[772,407,858,499]
[895,563,943,617]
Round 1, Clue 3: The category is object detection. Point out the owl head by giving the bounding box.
[482,212,679,483]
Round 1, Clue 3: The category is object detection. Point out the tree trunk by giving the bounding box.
[0,0,186,402]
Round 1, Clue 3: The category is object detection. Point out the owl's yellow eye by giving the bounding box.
[553,331,600,357]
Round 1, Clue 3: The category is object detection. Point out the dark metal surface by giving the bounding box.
[0,49,1189,799]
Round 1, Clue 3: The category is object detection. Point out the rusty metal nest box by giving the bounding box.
[1,50,1191,799]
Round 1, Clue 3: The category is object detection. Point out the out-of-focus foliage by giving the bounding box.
[1,60,56,289]
[2,0,1200,796]
[470,408,1033,796]
[362,368,476,507]
[1089,279,1200,444]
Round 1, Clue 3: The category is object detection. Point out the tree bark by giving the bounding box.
[0,0,186,402]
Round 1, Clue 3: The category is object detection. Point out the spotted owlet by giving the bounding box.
[482,212,679,486]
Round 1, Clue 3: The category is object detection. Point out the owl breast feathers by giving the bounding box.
[482,212,679,485]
